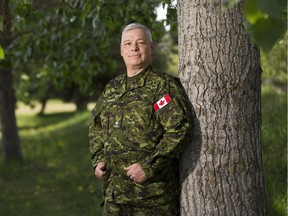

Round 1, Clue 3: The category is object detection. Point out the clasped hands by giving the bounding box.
[95,162,148,184]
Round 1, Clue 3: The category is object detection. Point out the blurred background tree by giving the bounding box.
[0,0,173,161]
[3,0,287,114]
[261,33,287,87]
[10,0,170,112]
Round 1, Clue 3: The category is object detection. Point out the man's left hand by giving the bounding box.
[124,163,148,183]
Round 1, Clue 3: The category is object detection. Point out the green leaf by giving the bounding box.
[244,0,287,51]
[244,0,268,24]
[221,0,238,11]
[248,17,286,52]
[81,2,91,24]
[257,0,287,18]
[0,46,5,59]
[16,4,31,17]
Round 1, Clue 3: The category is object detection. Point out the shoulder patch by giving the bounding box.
[153,94,172,112]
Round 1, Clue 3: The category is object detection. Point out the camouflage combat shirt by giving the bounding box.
[89,66,192,207]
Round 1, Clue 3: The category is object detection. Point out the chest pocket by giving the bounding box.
[100,99,124,135]
[122,91,156,129]
[109,112,123,130]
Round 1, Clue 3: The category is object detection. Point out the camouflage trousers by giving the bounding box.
[103,201,180,216]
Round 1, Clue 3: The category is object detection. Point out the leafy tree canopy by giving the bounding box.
[0,0,286,107]
[2,0,168,105]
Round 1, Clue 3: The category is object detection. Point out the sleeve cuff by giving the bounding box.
[139,162,155,179]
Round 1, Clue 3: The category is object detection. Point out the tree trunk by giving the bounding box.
[178,0,266,215]
[0,0,22,161]
[0,68,22,161]
[74,87,88,112]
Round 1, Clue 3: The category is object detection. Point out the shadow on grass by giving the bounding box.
[0,111,103,216]
[17,112,78,131]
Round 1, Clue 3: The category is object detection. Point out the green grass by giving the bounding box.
[262,85,287,216]
[0,110,103,216]
[0,84,286,216]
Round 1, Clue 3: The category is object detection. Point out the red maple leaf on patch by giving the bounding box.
[159,100,165,106]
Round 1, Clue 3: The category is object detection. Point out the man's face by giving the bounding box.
[120,28,154,70]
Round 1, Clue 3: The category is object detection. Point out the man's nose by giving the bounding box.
[131,43,139,51]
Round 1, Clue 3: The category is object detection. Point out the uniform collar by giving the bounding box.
[113,66,154,101]
[124,65,153,90]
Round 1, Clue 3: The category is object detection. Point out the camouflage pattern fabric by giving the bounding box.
[103,201,180,216]
[89,66,192,209]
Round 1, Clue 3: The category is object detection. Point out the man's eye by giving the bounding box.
[125,43,131,46]
[138,41,145,45]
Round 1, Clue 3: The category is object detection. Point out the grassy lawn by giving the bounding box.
[262,85,287,216]
[0,105,103,216]
[0,84,286,215]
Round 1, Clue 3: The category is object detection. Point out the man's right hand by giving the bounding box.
[95,162,107,180]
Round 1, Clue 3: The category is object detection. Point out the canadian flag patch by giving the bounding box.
[153,94,172,112]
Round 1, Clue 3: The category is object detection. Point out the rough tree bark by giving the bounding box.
[0,0,22,161]
[178,0,266,215]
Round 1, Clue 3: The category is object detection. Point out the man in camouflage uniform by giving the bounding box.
[89,23,192,216]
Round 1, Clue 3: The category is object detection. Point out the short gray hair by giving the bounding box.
[121,23,153,43]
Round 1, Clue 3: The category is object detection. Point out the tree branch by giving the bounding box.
[1,0,12,47]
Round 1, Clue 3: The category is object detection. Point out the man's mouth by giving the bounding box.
[129,54,141,58]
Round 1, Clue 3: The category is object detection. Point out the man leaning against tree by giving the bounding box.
[89,22,193,216]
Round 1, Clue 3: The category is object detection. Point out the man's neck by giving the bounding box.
[127,68,144,77]
[126,65,149,77]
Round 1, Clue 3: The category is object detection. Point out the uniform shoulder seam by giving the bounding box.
[148,69,176,84]
[107,73,125,86]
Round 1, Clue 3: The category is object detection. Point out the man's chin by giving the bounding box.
[127,62,143,67]
[125,60,150,69]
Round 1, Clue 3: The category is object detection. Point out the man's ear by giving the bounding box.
[150,42,155,54]
[120,44,123,57]
[151,42,156,54]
